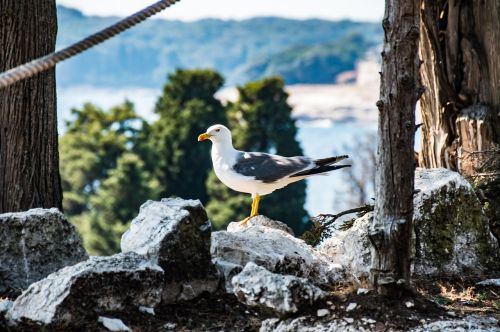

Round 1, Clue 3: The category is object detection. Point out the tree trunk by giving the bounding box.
[419,0,500,240]
[369,0,421,296]
[0,0,62,213]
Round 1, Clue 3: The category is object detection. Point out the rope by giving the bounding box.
[0,0,180,89]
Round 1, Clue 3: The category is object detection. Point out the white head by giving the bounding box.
[197,124,232,144]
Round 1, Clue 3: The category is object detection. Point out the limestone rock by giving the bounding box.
[410,315,499,332]
[227,215,294,235]
[232,263,326,316]
[412,168,499,275]
[318,212,373,280]
[212,220,343,292]
[121,198,219,303]
[0,208,88,295]
[476,278,500,287]
[319,168,499,279]
[98,316,131,331]
[260,317,362,332]
[6,252,163,328]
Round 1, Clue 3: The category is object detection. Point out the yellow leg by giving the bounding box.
[251,194,260,217]
[240,194,261,225]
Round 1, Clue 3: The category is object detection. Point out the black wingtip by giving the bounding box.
[291,163,350,177]
[314,155,349,166]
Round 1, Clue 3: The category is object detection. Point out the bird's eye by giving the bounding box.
[215,129,220,132]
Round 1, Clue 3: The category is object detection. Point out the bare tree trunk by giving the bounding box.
[0,0,62,212]
[369,0,421,296]
[419,0,500,240]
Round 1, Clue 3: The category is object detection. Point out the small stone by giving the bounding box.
[405,301,415,308]
[317,309,329,317]
[232,262,326,316]
[0,299,13,314]
[476,279,500,287]
[98,317,131,332]
[447,311,456,317]
[139,306,155,315]
[163,322,177,330]
[357,288,370,295]
[362,317,376,324]
[346,302,357,311]
[344,317,354,324]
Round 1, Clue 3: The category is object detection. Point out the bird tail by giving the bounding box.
[290,155,350,178]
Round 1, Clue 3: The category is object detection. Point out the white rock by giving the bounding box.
[227,215,294,235]
[319,168,499,279]
[344,317,354,324]
[346,303,357,312]
[316,309,329,317]
[163,322,177,330]
[405,301,415,308]
[0,299,13,314]
[260,317,361,332]
[138,306,155,315]
[212,219,344,292]
[410,314,499,332]
[362,317,376,324]
[357,288,370,295]
[6,252,163,327]
[98,316,131,331]
[232,262,326,316]
[476,278,500,287]
[317,212,373,280]
[0,208,88,294]
[121,198,219,303]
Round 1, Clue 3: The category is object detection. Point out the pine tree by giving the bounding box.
[150,69,226,203]
[59,101,156,255]
[76,153,159,255]
[206,77,310,234]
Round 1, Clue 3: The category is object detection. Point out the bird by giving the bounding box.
[198,124,350,224]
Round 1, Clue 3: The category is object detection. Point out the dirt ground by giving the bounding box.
[107,276,500,331]
[2,276,499,331]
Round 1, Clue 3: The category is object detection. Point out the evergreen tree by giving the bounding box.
[75,153,159,255]
[150,69,226,203]
[59,101,157,255]
[206,77,310,234]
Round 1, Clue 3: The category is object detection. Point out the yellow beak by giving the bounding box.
[197,132,210,141]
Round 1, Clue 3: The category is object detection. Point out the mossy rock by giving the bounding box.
[413,168,499,276]
[319,168,499,279]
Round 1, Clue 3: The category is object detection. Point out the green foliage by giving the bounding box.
[56,6,382,87]
[206,77,310,234]
[60,102,158,255]
[61,70,314,253]
[242,34,375,84]
[150,69,226,203]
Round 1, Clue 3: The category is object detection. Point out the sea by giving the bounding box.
[57,85,377,217]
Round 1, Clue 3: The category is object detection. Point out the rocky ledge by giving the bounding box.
[1,169,498,331]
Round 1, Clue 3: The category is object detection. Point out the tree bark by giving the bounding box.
[369,0,420,296]
[419,0,500,172]
[419,0,500,240]
[0,0,62,212]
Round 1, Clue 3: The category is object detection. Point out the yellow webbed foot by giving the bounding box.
[239,216,251,225]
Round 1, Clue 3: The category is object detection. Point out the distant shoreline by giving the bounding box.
[57,83,379,128]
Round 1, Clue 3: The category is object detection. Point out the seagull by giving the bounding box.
[198,124,350,224]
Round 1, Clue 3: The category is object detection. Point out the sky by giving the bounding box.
[57,0,384,22]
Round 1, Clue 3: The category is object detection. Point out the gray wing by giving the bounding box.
[233,152,312,183]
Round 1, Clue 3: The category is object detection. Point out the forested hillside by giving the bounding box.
[56,6,381,87]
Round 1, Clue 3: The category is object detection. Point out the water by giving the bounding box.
[57,86,377,216]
